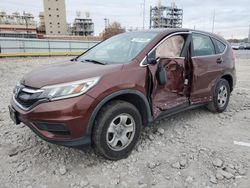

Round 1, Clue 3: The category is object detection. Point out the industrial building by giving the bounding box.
[150,1,183,29]
[43,0,68,35]
[71,18,94,36]
[37,12,46,35]
[0,11,37,38]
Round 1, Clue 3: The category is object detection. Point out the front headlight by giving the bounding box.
[40,77,100,101]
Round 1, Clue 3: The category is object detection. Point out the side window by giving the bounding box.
[156,35,185,58]
[192,33,215,57]
[214,39,226,53]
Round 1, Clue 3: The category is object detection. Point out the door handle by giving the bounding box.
[216,57,223,64]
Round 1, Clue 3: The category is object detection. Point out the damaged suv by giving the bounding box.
[9,29,236,160]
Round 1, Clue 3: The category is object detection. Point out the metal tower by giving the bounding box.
[149,1,183,29]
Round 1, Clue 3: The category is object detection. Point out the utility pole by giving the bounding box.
[212,9,215,33]
[248,26,250,43]
[142,0,146,29]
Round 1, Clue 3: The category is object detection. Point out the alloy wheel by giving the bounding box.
[106,113,135,151]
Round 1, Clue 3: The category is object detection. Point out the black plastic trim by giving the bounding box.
[155,102,205,121]
[18,117,90,147]
[34,121,71,136]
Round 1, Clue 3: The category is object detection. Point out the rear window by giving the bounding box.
[214,39,226,53]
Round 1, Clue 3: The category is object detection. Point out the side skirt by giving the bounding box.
[153,102,206,122]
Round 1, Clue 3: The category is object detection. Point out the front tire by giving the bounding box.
[207,78,230,113]
[92,100,142,160]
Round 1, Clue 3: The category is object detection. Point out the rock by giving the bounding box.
[216,171,224,180]
[120,181,129,187]
[147,161,160,169]
[151,178,157,186]
[8,148,19,157]
[220,170,234,179]
[110,179,119,185]
[17,163,27,173]
[138,179,144,185]
[228,164,235,170]
[218,114,225,119]
[139,184,147,188]
[165,176,170,180]
[212,158,223,168]
[210,175,217,184]
[234,164,242,171]
[226,167,236,175]
[80,180,89,187]
[171,161,180,169]
[106,164,112,169]
[198,147,207,152]
[180,158,187,167]
[137,145,143,152]
[238,168,247,176]
[185,176,194,183]
[149,135,154,141]
[59,166,67,175]
[69,183,76,187]
[147,162,156,169]
[157,128,165,135]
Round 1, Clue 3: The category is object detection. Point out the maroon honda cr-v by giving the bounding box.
[9,28,236,160]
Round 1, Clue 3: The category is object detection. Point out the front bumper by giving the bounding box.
[10,94,95,147]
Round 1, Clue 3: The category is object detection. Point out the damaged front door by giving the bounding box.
[147,33,192,118]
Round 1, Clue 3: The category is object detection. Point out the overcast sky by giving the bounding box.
[1,0,250,38]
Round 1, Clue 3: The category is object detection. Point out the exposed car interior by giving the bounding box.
[149,34,190,117]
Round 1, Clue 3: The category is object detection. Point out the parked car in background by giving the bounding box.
[245,44,250,50]
[9,28,236,160]
[231,45,239,50]
[239,44,246,50]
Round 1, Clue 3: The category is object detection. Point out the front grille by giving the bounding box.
[16,92,39,108]
[15,85,44,109]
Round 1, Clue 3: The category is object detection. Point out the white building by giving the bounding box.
[43,0,68,35]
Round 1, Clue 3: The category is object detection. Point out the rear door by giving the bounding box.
[190,33,224,104]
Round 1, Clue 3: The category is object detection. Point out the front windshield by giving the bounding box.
[77,32,158,64]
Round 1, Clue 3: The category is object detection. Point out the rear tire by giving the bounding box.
[92,100,142,160]
[207,78,230,113]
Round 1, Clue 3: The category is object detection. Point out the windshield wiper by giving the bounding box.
[82,59,107,65]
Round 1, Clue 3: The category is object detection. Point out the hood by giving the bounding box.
[21,61,123,88]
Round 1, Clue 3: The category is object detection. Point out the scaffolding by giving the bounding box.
[71,18,94,36]
[149,2,183,29]
[0,11,36,26]
[0,11,37,38]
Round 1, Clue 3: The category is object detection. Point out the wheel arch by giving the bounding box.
[86,89,153,136]
[221,73,234,92]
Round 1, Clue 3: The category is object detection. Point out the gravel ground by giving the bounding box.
[0,52,250,188]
